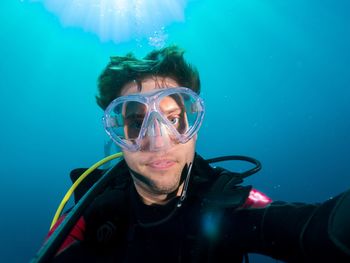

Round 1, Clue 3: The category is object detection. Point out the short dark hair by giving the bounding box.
[96,45,200,110]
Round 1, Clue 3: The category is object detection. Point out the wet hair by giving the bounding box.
[96,45,201,110]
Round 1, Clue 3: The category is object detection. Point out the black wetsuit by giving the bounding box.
[51,154,350,263]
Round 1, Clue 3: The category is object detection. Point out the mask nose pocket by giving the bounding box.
[141,112,174,152]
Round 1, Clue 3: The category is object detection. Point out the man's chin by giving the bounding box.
[149,177,181,195]
[151,184,180,196]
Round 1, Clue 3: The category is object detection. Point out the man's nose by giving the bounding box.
[149,120,167,148]
[151,119,162,136]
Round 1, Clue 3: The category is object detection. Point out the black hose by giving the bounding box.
[206,155,262,178]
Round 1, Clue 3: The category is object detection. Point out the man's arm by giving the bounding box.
[224,189,350,262]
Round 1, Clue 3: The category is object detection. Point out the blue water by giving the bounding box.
[1,0,349,262]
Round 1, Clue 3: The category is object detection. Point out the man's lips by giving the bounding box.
[147,160,176,169]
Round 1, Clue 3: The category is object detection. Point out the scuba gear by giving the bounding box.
[31,153,350,263]
[103,87,205,152]
[31,153,261,263]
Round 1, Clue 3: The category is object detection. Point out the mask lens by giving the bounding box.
[123,101,147,139]
[105,100,147,143]
[159,92,201,135]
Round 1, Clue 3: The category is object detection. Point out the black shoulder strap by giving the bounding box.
[191,154,252,208]
[202,167,252,208]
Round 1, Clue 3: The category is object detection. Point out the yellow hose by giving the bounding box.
[50,152,123,230]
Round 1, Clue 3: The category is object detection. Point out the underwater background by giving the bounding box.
[1,0,349,262]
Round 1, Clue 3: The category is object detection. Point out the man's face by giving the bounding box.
[119,77,196,204]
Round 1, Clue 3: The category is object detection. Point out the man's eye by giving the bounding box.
[168,116,179,125]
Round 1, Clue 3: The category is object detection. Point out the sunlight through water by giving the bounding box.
[30,0,188,46]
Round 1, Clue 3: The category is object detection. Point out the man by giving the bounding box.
[45,45,350,262]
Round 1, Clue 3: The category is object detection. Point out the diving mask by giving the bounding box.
[103,87,205,152]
